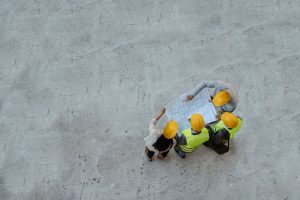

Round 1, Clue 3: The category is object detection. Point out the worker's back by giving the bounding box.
[179,128,209,153]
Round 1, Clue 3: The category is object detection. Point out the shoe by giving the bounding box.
[179,152,186,159]
[174,146,185,158]
[145,147,153,161]
[144,147,149,154]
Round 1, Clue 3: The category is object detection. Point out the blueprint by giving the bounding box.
[166,88,217,133]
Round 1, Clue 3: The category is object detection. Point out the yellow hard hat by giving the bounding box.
[190,113,204,132]
[163,120,179,139]
[221,112,238,128]
[212,90,231,107]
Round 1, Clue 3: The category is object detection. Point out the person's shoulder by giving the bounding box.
[201,127,210,134]
[182,128,191,133]
[213,80,227,84]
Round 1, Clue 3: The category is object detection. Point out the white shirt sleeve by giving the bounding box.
[144,118,162,151]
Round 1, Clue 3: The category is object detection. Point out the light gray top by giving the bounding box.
[190,80,238,112]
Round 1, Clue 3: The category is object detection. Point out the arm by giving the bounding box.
[175,133,187,145]
[148,108,166,133]
[191,80,218,97]
[186,80,225,100]
[155,107,165,121]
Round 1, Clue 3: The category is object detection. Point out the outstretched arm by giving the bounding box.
[155,107,166,121]
[149,108,166,133]
[186,80,228,100]
[186,81,216,100]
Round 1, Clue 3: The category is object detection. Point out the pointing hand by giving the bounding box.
[186,95,194,101]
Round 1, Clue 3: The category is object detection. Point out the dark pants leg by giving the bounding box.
[161,150,170,158]
[157,150,170,159]
[174,144,186,158]
[204,141,214,148]
[204,142,228,155]
[145,147,155,160]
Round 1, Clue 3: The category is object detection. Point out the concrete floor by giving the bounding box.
[1,0,300,199]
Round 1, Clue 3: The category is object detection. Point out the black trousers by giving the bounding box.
[145,147,170,158]
[204,141,229,155]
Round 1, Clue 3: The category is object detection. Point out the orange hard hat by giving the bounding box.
[213,90,231,107]
[190,113,204,132]
[163,120,179,139]
[221,112,238,128]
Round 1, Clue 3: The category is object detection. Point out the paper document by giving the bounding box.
[166,88,217,133]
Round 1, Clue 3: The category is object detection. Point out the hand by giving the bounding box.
[160,107,166,115]
[186,95,194,101]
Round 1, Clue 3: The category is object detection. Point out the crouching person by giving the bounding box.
[204,112,243,154]
[174,113,209,158]
[144,108,179,161]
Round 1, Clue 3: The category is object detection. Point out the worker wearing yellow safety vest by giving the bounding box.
[144,108,179,161]
[204,112,243,154]
[174,113,209,158]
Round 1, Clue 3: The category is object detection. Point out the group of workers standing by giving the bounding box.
[144,80,243,161]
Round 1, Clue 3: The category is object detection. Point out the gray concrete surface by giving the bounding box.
[1,0,300,199]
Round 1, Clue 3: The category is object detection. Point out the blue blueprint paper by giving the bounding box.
[166,88,217,133]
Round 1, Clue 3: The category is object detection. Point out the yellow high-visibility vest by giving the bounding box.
[179,128,209,153]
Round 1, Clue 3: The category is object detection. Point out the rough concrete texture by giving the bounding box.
[0,0,300,199]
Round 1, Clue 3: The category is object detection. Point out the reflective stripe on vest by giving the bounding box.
[179,128,209,153]
[209,118,243,139]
